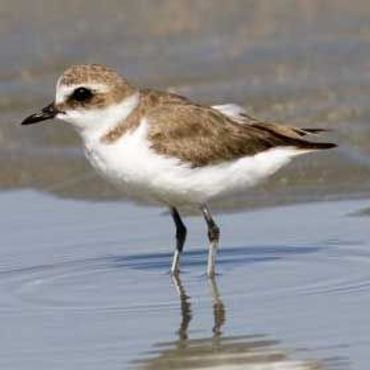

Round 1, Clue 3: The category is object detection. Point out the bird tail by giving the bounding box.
[296,140,337,150]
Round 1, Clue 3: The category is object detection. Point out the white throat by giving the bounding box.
[57,92,140,144]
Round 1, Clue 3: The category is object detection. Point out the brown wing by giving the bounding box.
[238,114,330,138]
[146,100,336,167]
[249,122,329,140]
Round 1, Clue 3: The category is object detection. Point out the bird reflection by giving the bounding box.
[207,277,226,337]
[171,274,227,344]
[171,274,192,342]
[135,275,326,370]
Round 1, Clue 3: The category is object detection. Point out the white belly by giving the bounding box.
[84,121,300,207]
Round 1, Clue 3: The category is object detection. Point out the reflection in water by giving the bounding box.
[207,277,226,337]
[135,276,324,370]
[172,275,192,342]
[172,275,226,343]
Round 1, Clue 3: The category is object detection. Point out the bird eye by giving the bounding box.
[71,87,93,102]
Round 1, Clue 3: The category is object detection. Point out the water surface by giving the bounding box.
[0,191,369,369]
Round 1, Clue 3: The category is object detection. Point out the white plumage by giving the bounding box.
[84,108,301,207]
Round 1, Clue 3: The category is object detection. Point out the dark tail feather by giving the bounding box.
[293,128,331,137]
[291,128,336,150]
[301,128,331,134]
[250,122,337,151]
[297,141,337,150]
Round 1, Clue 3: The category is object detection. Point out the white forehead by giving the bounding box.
[55,78,110,104]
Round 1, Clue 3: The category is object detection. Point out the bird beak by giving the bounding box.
[21,102,59,125]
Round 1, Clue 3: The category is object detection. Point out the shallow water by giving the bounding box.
[0,191,369,369]
[1,1,370,369]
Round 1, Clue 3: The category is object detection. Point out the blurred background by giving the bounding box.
[1,2,370,370]
[1,0,369,205]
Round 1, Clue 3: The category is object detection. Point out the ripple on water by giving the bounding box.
[0,193,369,369]
[2,234,370,311]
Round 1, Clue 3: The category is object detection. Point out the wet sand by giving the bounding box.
[0,190,369,369]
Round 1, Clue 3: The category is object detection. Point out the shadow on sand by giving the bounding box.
[108,244,323,272]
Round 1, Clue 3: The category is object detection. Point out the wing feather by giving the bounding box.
[143,91,336,167]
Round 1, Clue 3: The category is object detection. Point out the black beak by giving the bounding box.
[21,102,58,125]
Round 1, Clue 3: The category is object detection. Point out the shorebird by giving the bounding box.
[21,64,336,277]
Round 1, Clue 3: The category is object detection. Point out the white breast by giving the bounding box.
[84,119,302,207]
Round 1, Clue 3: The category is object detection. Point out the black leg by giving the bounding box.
[171,207,187,253]
[202,205,220,243]
[170,207,187,274]
[201,205,220,277]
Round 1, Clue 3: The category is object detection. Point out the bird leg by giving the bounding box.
[201,205,220,277]
[170,207,187,275]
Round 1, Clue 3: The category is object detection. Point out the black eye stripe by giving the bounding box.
[71,87,93,102]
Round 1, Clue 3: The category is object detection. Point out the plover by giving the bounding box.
[21,64,336,277]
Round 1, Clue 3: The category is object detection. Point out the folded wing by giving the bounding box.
[145,93,336,168]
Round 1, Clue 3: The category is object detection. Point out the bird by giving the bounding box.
[21,64,336,277]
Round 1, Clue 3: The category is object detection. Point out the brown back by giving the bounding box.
[103,89,336,167]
